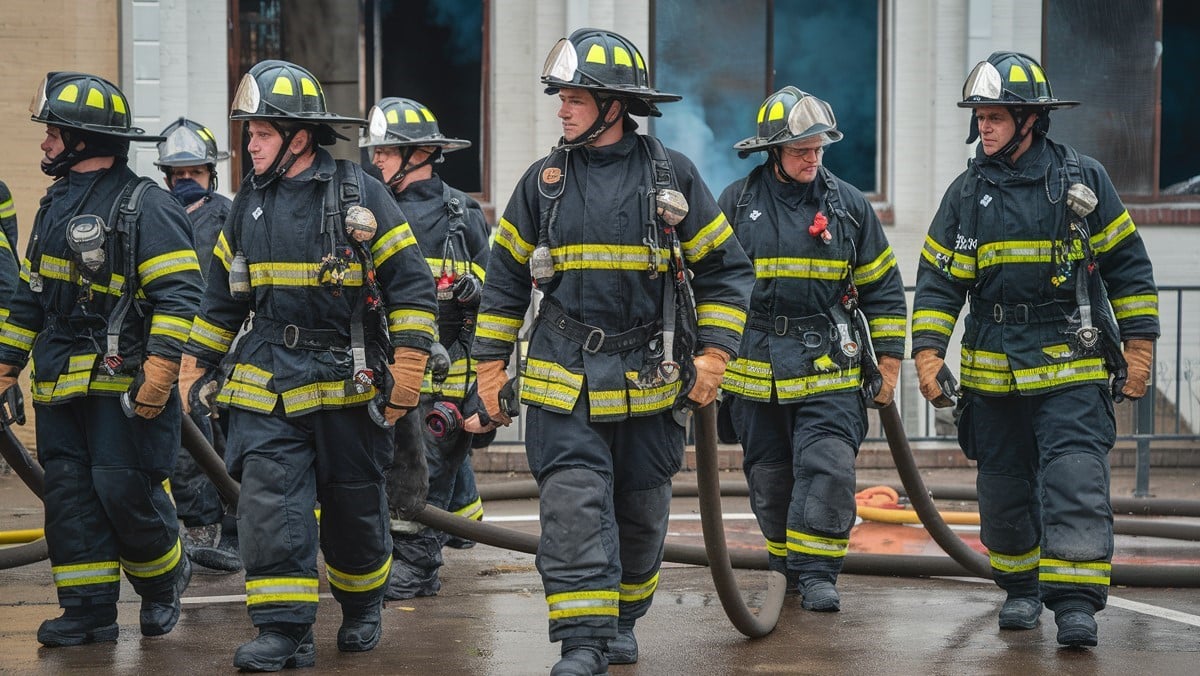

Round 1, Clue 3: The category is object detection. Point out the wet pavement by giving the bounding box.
[1,467,1198,674]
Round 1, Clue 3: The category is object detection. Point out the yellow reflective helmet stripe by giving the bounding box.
[57,83,79,103]
[1008,64,1029,83]
[585,44,607,64]
[299,77,318,97]
[769,100,785,121]
[111,94,126,115]
[613,46,633,68]
[85,87,105,109]
[272,76,294,96]
[405,109,420,124]
[421,107,436,122]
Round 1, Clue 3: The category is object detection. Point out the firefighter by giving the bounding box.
[0,178,18,310]
[471,29,754,675]
[154,117,241,573]
[176,60,436,670]
[0,71,202,646]
[0,178,17,261]
[360,96,490,599]
[912,52,1159,647]
[718,87,907,612]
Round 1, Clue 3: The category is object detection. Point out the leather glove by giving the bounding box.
[178,354,218,416]
[914,350,947,403]
[874,355,901,407]
[687,347,730,408]
[384,347,429,425]
[475,360,512,426]
[129,355,178,419]
[0,363,18,397]
[1121,339,1154,400]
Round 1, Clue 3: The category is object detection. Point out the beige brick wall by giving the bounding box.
[0,1,119,252]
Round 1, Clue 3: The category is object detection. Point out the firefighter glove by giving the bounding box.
[0,363,18,398]
[178,353,219,416]
[385,347,429,424]
[914,350,947,403]
[475,360,512,426]
[688,347,730,408]
[874,355,901,407]
[1121,339,1154,400]
[130,355,178,419]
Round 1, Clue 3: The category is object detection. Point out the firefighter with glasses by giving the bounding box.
[154,117,242,573]
[718,87,907,613]
[912,51,1158,647]
[0,71,202,647]
[472,28,753,675]
[177,60,436,670]
[360,96,490,599]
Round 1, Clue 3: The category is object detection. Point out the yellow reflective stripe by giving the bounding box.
[280,380,376,416]
[217,381,278,413]
[853,246,896,287]
[776,367,861,399]
[681,213,733,263]
[246,577,320,606]
[962,347,1016,393]
[1038,558,1111,586]
[1090,210,1135,254]
[696,302,746,333]
[618,572,659,603]
[977,240,1071,268]
[520,357,583,411]
[215,231,234,271]
[150,314,192,341]
[0,321,36,352]
[545,590,620,620]
[989,547,1040,573]
[425,257,473,279]
[0,197,14,219]
[189,317,236,353]
[229,362,273,388]
[868,316,907,340]
[475,312,522,343]
[1012,358,1107,391]
[371,222,419,268]
[912,309,956,337]
[121,539,182,578]
[495,217,534,265]
[388,308,437,339]
[0,308,7,323]
[721,358,774,400]
[588,388,628,417]
[472,261,487,281]
[755,256,848,281]
[549,244,669,272]
[139,249,201,286]
[52,560,121,588]
[326,555,392,593]
[786,529,849,558]
[453,497,484,521]
[1111,293,1159,321]
[627,377,679,415]
[248,261,364,288]
[90,371,134,393]
[765,539,788,557]
[922,235,978,280]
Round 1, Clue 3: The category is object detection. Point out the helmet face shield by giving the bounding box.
[29,75,49,119]
[231,72,262,117]
[961,61,1004,103]
[542,38,579,84]
[362,105,390,146]
[787,95,840,141]
[159,126,209,164]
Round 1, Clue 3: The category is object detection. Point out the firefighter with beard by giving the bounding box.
[912,52,1159,647]
[717,87,907,612]
[176,60,436,670]
[0,71,202,647]
[360,96,490,599]
[471,29,754,675]
[154,117,241,573]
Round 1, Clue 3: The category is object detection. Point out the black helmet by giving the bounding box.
[733,87,843,157]
[958,51,1079,110]
[155,117,230,167]
[231,60,365,130]
[540,28,680,118]
[359,98,471,152]
[30,71,158,140]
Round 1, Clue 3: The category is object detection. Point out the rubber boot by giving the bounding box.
[798,579,840,612]
[1054,607,1099,647]
[998,596,1042,630]
[603,620,638,665]
[551,638,609,676]
[337,599,383,652]
[37,604,119,647]
[141,555,192,636]
[233,623,316,672]
[444,535,476,549]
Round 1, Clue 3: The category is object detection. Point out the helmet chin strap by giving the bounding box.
[250,123,310,189]
[768,148,794,184]
[557,96,623,149]
[387,147,442,191]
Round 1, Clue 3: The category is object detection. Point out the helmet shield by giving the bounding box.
[231,72,262,118]
[155,118,229,167]
[541,38,579,84]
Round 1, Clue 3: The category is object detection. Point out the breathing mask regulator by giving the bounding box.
[1062,182,1102,352]
[66,213,109,281]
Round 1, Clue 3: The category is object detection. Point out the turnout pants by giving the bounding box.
[37,393,185,607]
[957,385,1116,612]
[172,409,224,527]
[728,391,865,587]
[526,402,684,643]
[226,405,393,626]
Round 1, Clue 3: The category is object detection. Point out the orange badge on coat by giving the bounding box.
[542,167,562,184]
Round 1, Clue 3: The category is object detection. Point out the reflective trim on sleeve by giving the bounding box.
[1110,293,1159,321]
[1090,210,1135,254]
[681,213,733,263]
[138,250,201,287]
[868,316,907,340]
[0,320,36,353]
[388,308,437,340]
[912,309,957,338]
[921,235,976,280]
[215,231,234,271]
[495,217,534,265]
[853,246,896,287]
[696,302,747,333]
[475,312,523,343]
[188,316,237,353]
[150,314,193,342]
[370,222,419,268]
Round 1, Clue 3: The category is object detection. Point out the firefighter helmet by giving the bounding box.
[959,51,1079,109]
[231,60,365,127]
[734,87,842,156]
[155,117,229,167]
[540,28,680,117]
[360,98,470,152]
[29,71,158,140]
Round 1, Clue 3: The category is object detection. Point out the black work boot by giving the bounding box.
[233,623,316,671]
[603,620,638,664]
[551,638,609,676]
[37,604,119,647]
[444,535,476,549]
[141,555,192,636]
[337,599,383,652]
[998,596,1042,630]
[1054,606,1099,647]
[798,579,841,612]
